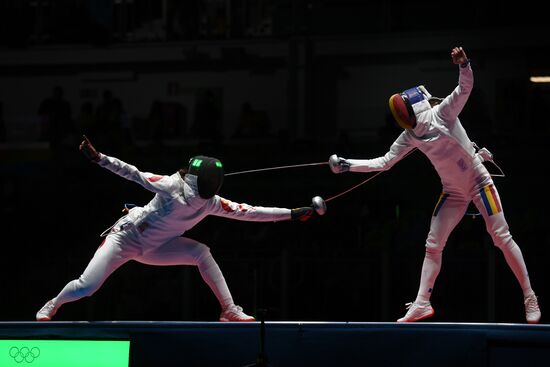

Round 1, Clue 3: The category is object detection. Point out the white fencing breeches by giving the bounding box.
[416,184,533,302]
[52,233,233,311]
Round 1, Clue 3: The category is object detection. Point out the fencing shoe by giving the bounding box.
[219,304,255,322]
[397,301,434,322]
[36,299,58,321]
[524,294,541,324]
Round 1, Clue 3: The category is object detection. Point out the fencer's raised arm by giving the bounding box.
[207,196,313,222]
[451,46,468,66]
[98,155,178,196]
[79,135,176,196]
[436,46,473,123]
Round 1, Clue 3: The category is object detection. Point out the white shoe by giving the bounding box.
[36,299,58,321]
[219,304,255,322]
[524,294,541,324]
[397,301,434,322]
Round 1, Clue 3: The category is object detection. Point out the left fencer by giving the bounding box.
[329,46,540,324]
[36,135,315,322]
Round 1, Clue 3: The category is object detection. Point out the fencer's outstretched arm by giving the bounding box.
[79,136,315,222]
[208,196,314,222]
[79,135,176,196]
[329,132,416,174]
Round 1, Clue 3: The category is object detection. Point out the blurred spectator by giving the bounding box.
[162,101,187,139]
[94,89,126,153]
[233,102,271,138]
[37,86,74,158]
[95,89,116,127]
[140,99,187,144]
[113,97,133,147]
[148,99,164,143]
[75,101,95,135]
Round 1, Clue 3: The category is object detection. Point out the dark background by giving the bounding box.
[1,0,549,324]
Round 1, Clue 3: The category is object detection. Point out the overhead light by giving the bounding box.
[529,76,550,83]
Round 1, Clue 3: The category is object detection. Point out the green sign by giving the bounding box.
[1,340,130,367]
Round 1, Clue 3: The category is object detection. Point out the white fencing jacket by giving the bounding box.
[97,154,291,249]
[347,64,492,197]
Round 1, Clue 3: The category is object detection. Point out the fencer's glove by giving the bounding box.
[291,206,314,222]
[79,135,101,162]
[328,154,351,174]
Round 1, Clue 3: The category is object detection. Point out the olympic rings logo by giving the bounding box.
[8,346,41,363]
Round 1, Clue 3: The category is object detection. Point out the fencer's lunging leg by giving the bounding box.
[136,237,234,308]
[52,235,133,309]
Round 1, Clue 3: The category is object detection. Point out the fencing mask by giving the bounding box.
[389,85,433,129]
[188,155,224,199]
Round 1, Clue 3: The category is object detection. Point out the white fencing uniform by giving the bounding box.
[49,154,291,313]
[346,63,535,303]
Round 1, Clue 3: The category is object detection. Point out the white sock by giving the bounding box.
[499,240,534,298]
[415,249,442,304]
[197,253,234,309]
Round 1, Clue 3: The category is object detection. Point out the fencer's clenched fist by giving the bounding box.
[79,135,101,162]
[328,154,350,174]
[451,46,468,66]
[291,207,314,222]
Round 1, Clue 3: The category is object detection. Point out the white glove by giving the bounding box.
[328,154,351,174]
